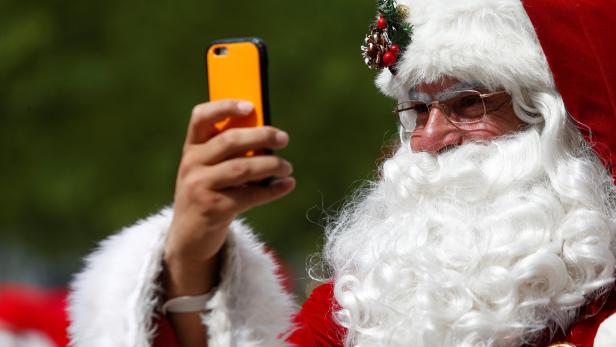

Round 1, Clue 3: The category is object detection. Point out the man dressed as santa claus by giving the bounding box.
[68,0,616,346]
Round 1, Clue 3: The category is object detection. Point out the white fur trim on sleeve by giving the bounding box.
[68,207,173,347]
[203,220,296,347]
[67,207,296,347]
[594,313,616,347]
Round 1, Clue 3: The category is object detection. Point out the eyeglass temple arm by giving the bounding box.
[478,90,508,98]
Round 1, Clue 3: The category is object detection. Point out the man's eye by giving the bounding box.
[457,95,482,108]
[412,104,429,114]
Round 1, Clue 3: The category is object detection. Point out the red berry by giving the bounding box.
[390,44,400,56]
[377,16,388,29]
[383,51,397,66]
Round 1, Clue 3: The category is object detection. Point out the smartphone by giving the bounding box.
[205,38,271,157]
[206,38,273,185]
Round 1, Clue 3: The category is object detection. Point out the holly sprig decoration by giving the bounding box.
[361,0,413,73]
[378,0,412,51]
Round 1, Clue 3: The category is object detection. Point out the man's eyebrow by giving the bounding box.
[437,81,486,98]
[408,81,488,101]
[408,90,431,102]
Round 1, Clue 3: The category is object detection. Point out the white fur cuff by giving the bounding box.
[68,207,296,347]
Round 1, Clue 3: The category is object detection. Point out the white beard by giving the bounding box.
[324,128,616,347]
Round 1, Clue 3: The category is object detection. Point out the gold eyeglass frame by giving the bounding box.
[393,90,510,130]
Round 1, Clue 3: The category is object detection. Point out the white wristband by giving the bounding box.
[162,292,214,314]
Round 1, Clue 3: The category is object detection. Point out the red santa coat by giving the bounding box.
[154,282,616,347]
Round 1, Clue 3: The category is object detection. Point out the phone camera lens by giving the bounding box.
[214,47,228,56]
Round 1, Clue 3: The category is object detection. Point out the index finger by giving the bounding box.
[185,99,254,146]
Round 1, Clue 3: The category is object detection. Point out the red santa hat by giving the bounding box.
[524,0,616,177]
[368,0,616,177]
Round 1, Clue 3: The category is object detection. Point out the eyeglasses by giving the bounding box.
[394,90,511,131]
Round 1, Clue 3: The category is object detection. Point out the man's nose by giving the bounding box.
[411,107,462,154]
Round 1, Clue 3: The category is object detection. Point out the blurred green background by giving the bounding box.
[1,0,396,298]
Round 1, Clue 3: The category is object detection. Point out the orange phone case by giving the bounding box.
[206,38,270,134]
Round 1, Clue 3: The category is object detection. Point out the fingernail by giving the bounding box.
[272,177,295,189]
[282,160,293,174]
[275,131,289,144]
[237,101,254,114]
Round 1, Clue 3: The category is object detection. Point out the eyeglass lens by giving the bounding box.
[396,90,510,130]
